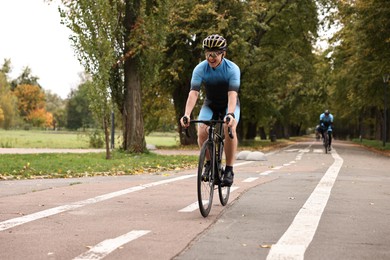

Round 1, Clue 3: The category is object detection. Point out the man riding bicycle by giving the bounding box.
[180,34,240,187]
[319,109,334,150]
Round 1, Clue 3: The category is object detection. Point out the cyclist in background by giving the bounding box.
[180,34,240,187]
[319,109,334,150]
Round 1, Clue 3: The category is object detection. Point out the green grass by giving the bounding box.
[0,130,178,148]
[352,138,390,151]
[0,150,198,180]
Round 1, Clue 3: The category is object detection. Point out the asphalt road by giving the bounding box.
[0,140,389,260]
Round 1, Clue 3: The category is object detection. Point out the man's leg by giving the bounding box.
[197,106,213,180]
[224,124,237,166]
[222,122,237,186]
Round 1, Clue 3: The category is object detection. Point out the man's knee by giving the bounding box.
[197,124,208,144]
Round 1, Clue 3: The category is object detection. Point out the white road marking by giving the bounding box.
[285,149,299,152]
[230,186,239,193]
[243,177,259,182]
[0,175,195,232]
[179,186,239,213]
[234,161,255,167]
[178,202,201,212]
[260,170,274,176]
[313,149,324,153]
[273,166,283,170]
[73,230,150,260]
[266,149,344,260]
[0,160,255,231]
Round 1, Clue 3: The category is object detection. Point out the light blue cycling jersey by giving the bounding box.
[191,58,240,121]
[320,113,334,128]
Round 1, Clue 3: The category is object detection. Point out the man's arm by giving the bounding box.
[184,90,199,116]
[226,91,238,127]
[180,90,199,127]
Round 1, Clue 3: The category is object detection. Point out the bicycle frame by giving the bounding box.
[193,119,225,183]
[186,118,231,217]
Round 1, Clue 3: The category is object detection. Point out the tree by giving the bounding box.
[328,0,390,140]
[57,0,165,154]
[45,90,67,130]
[66,83,96,130]
[10,66,41,90]
[0,68,20,129]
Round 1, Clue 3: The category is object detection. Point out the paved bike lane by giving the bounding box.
[0,150,284,260]
[174,141,390,260]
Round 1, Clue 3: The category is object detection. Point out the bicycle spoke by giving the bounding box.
[197,142,214,217]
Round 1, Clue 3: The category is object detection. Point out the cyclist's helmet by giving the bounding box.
[324,110,330,116]
[202,34,227,51]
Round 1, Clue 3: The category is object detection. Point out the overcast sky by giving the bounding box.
[0,0,83,99]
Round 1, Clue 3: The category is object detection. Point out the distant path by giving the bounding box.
[0,148,104,154]
[0,148,199,156]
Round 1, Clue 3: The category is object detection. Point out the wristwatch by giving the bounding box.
[226,113,235,119]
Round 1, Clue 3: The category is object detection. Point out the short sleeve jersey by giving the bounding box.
[190,58,240,111]
[320,113,334,127]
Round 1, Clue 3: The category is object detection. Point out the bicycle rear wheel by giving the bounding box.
[217,142,230,206]
[197,142,214,217]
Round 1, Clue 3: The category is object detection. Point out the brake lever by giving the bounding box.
[182,116,190,137]
[225,117,234,139]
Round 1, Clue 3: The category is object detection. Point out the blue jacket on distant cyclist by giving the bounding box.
[319,110,334,150]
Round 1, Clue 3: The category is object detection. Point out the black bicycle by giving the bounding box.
[322,126,332,154]
[184,116,233,217]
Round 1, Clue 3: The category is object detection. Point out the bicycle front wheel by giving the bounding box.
[197,142,214,217]
[324,134,329,154]
[218,143,230,206]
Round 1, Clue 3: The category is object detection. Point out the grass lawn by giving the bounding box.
[0,130,178,148]
[0,150,198,180]
[1,130,387,180]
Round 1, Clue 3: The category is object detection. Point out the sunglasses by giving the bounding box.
[205,51,224,59]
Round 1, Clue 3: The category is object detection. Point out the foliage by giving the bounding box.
[66,82,97,130]
[10,66,41,90]
[26,108,53,128]
[12,84,53,127]
[57,0,166,153]
[0,73,20,129]
[328,0,390,140]
[89,129,105,148]
[0,60,21,129]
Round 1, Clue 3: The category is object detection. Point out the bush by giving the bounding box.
[89,130,104,148]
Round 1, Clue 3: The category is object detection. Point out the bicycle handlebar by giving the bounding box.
[182,117,234,139]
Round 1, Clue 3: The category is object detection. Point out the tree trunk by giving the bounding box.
[122,0,146,153]
[259,126,267,140]
[123,57,146,153]
[245,121,257,140]
[173,83,197,145]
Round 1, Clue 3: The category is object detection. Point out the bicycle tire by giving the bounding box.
[197,141,214,217]
[324,133,329,154]
[217,140,230,206]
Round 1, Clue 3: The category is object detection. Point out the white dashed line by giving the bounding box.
[243,177,259,183]
[260,170,273,176]
[73,230,150,260]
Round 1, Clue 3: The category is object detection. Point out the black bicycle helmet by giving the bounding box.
[202,34,227,51]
